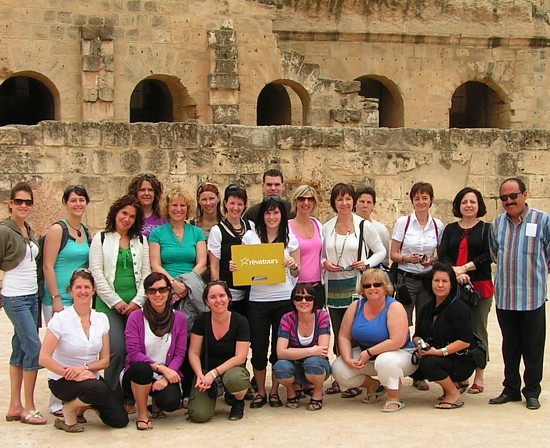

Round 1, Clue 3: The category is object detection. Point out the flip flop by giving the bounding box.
[20,410,47,425]
[5,414,21,422]
[456,382,469,394]
[54,418,84,433]
[136,419,153,431]
[381,400,405,412]
[362,385,387,404]
[468,384,484,394]
[435,401,465,410]
[147,404,166,419]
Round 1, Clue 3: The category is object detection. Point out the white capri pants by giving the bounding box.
[332,347,418,391]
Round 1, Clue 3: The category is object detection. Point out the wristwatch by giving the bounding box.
[83,362,89,370]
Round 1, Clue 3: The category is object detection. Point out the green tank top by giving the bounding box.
[95,247,137,313]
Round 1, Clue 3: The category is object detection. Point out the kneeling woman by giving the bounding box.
[331,269,417,412]
[123,272,188,431]
[39,269,128,432]
[273,283,331,411]
[188,281,251,422]
[412,262,475,409]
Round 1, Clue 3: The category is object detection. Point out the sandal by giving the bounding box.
[435,401,465,410]
[5,414,21,422]
[412,379,429,391]
[456,382,469,394]
[136,419,153,430]
[20,410,47,425]
[325,380,341,395]
[249,394,267,409]
[54,418,84,433]
[362,385,387,404]
[307,398,323,411]
[286,396,299,409]
[341,387,361,398]
[147,404,166,419]
[468,383,484,394]
[52,410,64,417]
[381,400,406,413]
[77,414,87,424]
[269,394,283,408]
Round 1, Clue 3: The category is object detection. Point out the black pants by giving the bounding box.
[248,300,291,370]
[122,362,182,412]
[413,354,475,383]
[49,377,128,428]
[496,305,546,399]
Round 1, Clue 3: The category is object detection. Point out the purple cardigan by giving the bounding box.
[124,309,188,376]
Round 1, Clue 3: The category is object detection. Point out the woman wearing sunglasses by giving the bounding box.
[289,185,325,311]
[208,184,253,317]
[122,272,187,430]
[273,283,331,411]
[39,269,128,432]
[89,195,151,404]
[231,195,300,409]
[1,182,46,424]
[127,173,166,238]
[331,269,417,412]
[322,183,386,398]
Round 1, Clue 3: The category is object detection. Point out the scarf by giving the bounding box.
[143,299,175,337]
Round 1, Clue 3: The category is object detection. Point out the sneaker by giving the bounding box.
[229,399,245,420]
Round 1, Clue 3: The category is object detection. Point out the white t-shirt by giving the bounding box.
[1,241,39,296]
[370,219,390,266]
[144,316,172,380]
[242,230,299,303]
[392,212,444,274]
[47,306,109,380]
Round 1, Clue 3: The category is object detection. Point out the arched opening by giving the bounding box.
[449,81,511,129]
[0,75,55,126]
[129,76,197,123]
[257,80,310,126]
[356,76,404,128]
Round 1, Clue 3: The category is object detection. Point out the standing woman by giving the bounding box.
[1,182,46,425]
[289,185,325,310]
[39,269,128,432]
[232,196,301,409]
[208,184,253,317]
[123,272,188,430]
[192,182,223,240]
[126,173,166,238]
[439,187,493,394]
[322,183,386,397]
[187,281,251,422]
[89,195,151,401]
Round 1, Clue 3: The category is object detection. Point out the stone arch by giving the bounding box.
[129,75,197,123]
[0,71,59,126]
[449,80,511,129]
[257,79,311,126]
[355,75,404,128]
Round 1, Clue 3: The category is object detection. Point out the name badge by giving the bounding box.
[525,223,537,237]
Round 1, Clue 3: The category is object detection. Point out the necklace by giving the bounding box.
[334,229,350,266]
[67,221,82,238]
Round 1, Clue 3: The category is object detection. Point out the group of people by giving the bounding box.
[0,170,547,432]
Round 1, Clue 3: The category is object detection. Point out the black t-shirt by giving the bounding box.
[191,311,250,369]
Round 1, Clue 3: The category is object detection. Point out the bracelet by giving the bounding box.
[366,348,374,357]
[441,347,449,357]
[156,363,164,372]
[210,369,218,379]
[291,265,300,271]
[51,294,61,300]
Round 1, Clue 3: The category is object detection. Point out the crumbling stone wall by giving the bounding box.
[0,123,548,237]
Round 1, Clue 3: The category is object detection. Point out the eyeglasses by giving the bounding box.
[73,268,92,275]
[12,198,34,206]
[138,173,157,179]
[338,265,355,272]
[499,192,522,202]
[146,286,170,295]
[363,282,384,289]
[293,294,315,302]
[297,196,315,202]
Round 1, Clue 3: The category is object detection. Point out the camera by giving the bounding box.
[418,338,431,351]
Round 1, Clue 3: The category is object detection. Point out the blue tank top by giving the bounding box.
[351,297,414,350]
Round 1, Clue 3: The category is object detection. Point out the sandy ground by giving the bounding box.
[0,304,549,448]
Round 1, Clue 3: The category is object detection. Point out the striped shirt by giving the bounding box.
[278,309,331,348]
[490,206,550,311]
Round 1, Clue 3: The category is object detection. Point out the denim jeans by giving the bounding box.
[1,293,41,370]
[273,357,331,385]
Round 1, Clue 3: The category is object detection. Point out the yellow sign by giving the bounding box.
[231,243,286,286]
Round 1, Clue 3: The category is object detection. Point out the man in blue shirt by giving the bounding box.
[489,178,550,410]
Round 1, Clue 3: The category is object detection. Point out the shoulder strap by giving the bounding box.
[357,219,366,261]
[100,231,105,244]
[56,220,71,252]
[399,215,412,250]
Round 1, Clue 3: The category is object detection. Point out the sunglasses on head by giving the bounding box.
[293,294,315,302]
[264,195,283,203]
[363,282,384,289]
[65,184,87,193]
[146,286,170,295]
[499,192,522,202]
[12,198,34,206]
[73,268,92,275]
[226,184,246,192]
[138,173,157,179]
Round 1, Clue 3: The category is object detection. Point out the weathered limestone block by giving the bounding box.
[528,175,550,198]
[102,122,130,148]
[518,152,550,174]
[42,122,71,147]
[211,105,240,124]
[169,149,188,175]
[98,88,114,101]
[0,149,43,174]
[214,45,239,59]
[467,152,493,175]
[18,126,42,146]
[214,59,237,74]
[208,29,236,46]
[334,80,361,94]
[230,127,274,149]
[330,109,361,123]
[99,25,114,40]
[82,55,102,72]
[130,123,160,148]
[208,73,240,90]
[120,150,142,174]
[0,127,21,145]
[173,123,199,149]
[281,49,306,76]
[92,150,115,174]
[497,152,519,176]
[80,122,102,147]
[212,148,267,175]
[144,148,170,174]
[83,88,99,102]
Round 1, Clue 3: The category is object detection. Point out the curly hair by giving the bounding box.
[126,173,164,216]
[104,195,144,238]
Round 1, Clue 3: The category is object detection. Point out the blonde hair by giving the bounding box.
[357,268,394,297]
[291,184,319,215]
[162,187,195,220]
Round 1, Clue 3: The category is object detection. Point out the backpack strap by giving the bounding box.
[357,219,366,261]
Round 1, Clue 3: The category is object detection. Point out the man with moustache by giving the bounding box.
[489,178,550,410]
